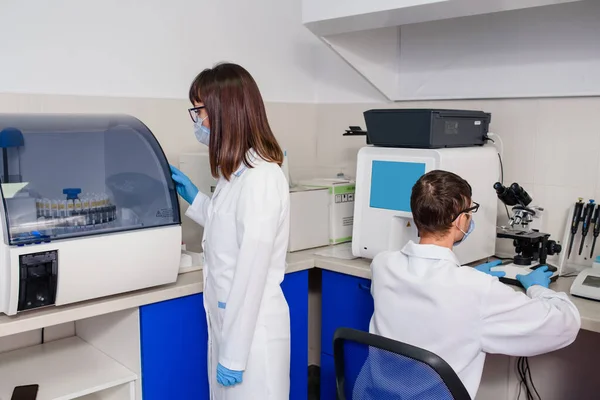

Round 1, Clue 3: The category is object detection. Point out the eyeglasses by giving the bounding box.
[188,106,205,123]
[453,201,479,221]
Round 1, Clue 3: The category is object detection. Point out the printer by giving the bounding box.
[352,109,498,264]
[0,114,182,315]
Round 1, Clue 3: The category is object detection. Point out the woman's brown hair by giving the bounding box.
[189,63,283,179]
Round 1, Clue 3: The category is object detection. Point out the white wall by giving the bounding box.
[0,0,384,103]
[0,0,319,102]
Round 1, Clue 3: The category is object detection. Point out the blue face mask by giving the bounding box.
[454,217,475,247]
[194,117,210,146]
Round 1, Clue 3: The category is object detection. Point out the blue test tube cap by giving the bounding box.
[63,188,82,200]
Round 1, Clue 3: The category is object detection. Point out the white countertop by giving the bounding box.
[2,246,599,337]
[0,248,324,338]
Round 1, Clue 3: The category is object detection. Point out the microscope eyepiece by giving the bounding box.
[510,183,532,207]
[493,182,532,207]
[494,182,519,206]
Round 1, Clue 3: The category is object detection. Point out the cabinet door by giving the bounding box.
[281,270,309,400]
[140,294,209,400]
[321,353,337,400]
[321,270,374,356]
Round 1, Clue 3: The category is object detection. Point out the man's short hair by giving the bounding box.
[410,170,472,237]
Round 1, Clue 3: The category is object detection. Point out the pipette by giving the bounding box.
[579,200,595,255]
[568,198,584,259]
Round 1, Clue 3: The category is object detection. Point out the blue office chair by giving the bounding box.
[333,328,471,400]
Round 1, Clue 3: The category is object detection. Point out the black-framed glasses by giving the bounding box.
[188,106,205,123]
[452,201,479,221]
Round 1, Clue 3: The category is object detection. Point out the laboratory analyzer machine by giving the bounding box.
[0,114,182,316]
[352,146,498,264]
[351,109,498,264]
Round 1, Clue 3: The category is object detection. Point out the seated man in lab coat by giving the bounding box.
[366,170,581,399]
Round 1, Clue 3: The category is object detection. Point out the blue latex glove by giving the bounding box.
[516,266,553,290]
[217,363,243,387]
[170,165,199,205]
[474,260,506,277]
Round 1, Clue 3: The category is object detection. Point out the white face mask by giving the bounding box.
[193,116,210,146]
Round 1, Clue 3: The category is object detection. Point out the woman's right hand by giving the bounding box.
[170,165,199,205]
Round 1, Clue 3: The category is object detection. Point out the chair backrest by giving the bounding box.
[333,328,471,400]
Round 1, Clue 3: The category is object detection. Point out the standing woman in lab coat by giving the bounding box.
[170,63,290,400]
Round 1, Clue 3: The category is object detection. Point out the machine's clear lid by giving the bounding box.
[0,114,181,246]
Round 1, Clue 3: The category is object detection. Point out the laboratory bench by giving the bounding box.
[1,247,599,400]
[11,248,590,336]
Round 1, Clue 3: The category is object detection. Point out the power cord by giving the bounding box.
[485,134,511,221]
[498,153,511,221]
[516,357,541,400]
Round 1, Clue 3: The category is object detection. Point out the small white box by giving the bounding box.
[299,179,355,245]
[289,186,330,252]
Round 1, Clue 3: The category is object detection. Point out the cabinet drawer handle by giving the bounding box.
[358,283,371,292]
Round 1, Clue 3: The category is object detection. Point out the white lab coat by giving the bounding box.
[186,151,290,400]
[368,241,581,399]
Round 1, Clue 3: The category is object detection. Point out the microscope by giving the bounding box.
[491,182,562,285]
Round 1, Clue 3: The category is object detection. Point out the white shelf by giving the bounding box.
[0,336,137,400]
[303,0,583,35]
[304,0,600,101]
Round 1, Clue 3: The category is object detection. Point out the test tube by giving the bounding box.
[89,195,96,228]
[108,196,116,226]
[58,200,67,235]
[35,199,42,219]
[73,199,81,231]
[50,200,59,235]
[36,198,45,234]
[67,200,75,232]
[91,195,98,228]
[43,199,51,218]
[82,196,90,230]
[67,200,74,232]
[99,194,105,224]
[96,194,104,226]
[51,200,58,218]
[101,194,109,227]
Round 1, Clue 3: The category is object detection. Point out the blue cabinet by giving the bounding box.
[281,270,309,400]
[139,271,309,400]
[321,270,374,400]
[321,270,374,356]
[140,293,209,400]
